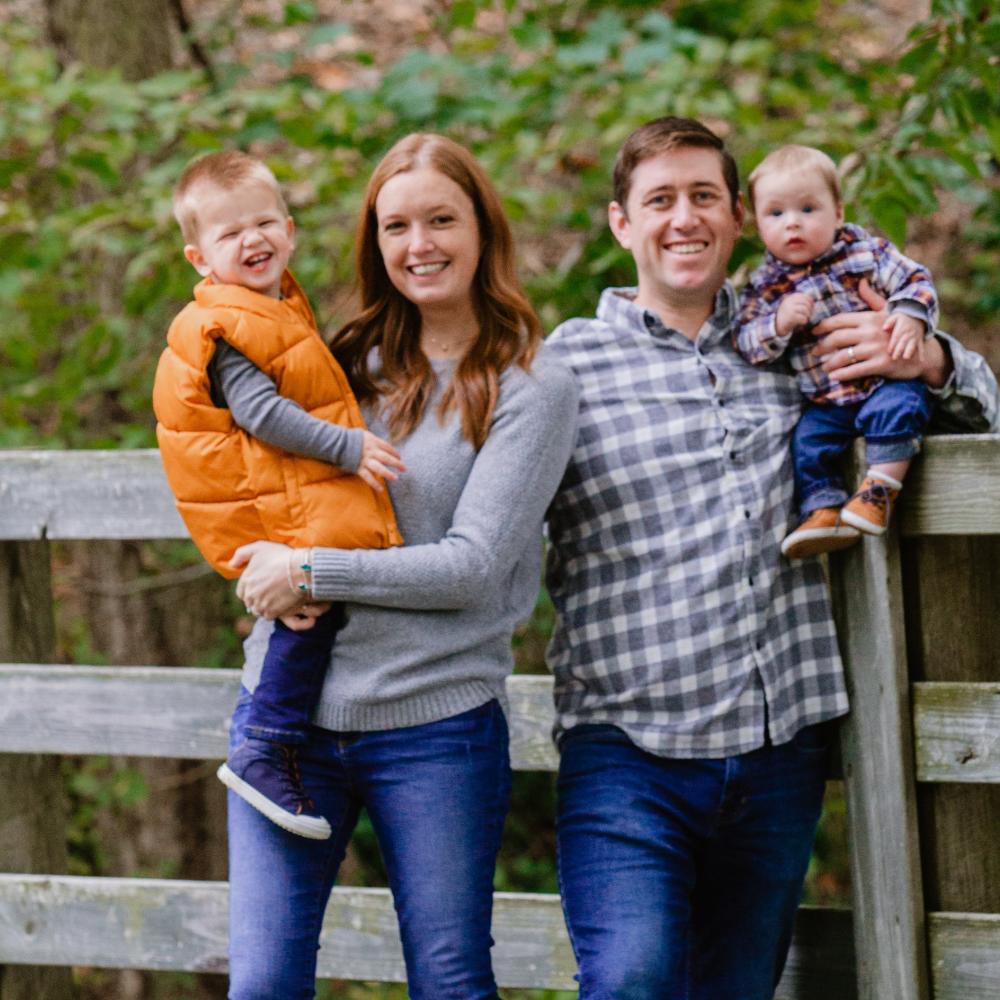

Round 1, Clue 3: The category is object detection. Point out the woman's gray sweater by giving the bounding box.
[239,349,579,732]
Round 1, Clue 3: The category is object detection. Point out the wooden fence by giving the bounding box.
[1,440,998,997]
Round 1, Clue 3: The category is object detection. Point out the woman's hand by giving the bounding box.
[231,540,303,619]
[811,279,949,389]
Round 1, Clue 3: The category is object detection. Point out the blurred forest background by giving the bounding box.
[0,1,997,998]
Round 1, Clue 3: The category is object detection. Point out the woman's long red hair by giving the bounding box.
[330,134,541,450]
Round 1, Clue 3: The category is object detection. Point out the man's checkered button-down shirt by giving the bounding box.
[545,284,999,759]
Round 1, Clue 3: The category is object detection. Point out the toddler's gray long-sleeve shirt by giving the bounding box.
[209,341,365,472]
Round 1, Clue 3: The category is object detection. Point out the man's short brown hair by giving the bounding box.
[172,150,288,244]
[613,117,740,213]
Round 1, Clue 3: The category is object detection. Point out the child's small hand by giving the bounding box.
[776,293,814,337]
[358,431,406,491]
[279,602,332,632]
[883,312,925,361]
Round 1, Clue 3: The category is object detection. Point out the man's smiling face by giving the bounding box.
[609,146,744,320]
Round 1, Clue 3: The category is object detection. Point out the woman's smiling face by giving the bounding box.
[374,167,481,318]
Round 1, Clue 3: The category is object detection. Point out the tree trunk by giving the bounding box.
[0,541,76,1000]
[44,0,175,80]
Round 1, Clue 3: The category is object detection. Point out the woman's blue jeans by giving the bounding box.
[226,688,511,1000]
[556,722,832,1000]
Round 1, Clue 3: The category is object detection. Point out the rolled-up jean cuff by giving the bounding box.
[865,436,922,465]
[243,724,307,745]
[801,485,850,515]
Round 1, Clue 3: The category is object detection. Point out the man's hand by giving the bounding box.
[775,293,814,337]
[811,279,949,388]
[358,431,406,491]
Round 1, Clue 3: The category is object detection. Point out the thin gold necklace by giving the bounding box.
[423,332,476,354]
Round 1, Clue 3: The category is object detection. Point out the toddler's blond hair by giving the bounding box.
[747,145,841,215]
[173,150,288,244]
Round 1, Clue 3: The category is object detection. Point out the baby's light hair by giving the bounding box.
[747,145,841,214]
[172,150,288,244]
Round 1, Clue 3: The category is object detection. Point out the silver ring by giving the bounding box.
[847,346,857,363]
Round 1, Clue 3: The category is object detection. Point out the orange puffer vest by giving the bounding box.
[153,272,401,579]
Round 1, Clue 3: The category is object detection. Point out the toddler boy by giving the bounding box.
[737,144,937,559]
[153,151,404,837]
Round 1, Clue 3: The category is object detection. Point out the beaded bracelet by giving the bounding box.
[285,548,314,599]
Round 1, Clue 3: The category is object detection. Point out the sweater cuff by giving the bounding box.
[309,548,355,601]
[339,428,365,473]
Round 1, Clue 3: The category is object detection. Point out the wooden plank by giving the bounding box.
[914,682,1000,783]
[0,541,76,999]
[0,874,854,996]
[0,450,186,540]
[1,437,997,543]
[901,435,1000,536]
[0,666,559,771]
[503,674,559,771]
[929,912,1000,1000]
[830,533,930,1000]
[0,875,569,987]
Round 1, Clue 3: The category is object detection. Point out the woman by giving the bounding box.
[225,133,579,1000]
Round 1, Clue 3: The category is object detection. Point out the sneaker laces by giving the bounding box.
[278,745,316,816]
[857,482,894,512]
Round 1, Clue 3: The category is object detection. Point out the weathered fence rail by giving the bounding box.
[1,441,999,998]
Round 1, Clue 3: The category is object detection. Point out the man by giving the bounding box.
[544,117,999,999]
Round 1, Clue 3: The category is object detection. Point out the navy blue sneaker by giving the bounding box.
[218,738,331,840]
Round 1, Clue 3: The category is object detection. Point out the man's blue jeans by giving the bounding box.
[793,379,932,514]
[556,722,833,1000]
[227,688,511,1000]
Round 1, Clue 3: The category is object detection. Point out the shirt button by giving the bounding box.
[744,510,751,519]
[748,577,754,586]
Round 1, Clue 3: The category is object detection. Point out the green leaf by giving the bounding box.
[303,22,352,47]
[450,1,478,29]
[897,36,941,75]
[283,1,317,26]
[870,196,909,246]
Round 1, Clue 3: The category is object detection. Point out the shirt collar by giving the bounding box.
[598,283,736,347]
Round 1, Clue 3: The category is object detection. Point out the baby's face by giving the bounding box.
[184,181,294,298]
[753,168,843,266]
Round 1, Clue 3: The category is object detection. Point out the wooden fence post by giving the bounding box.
[904,536,1000,911]
[0,540,76,1000]
[831,530,931,1000]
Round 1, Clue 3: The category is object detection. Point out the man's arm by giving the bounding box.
[812,280,999,432]
[924,330,1000,432]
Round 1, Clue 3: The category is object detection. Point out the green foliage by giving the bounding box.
[1,0,996,447]
[64,755,149,875]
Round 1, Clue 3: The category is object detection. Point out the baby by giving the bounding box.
[737,144,937,559]
[153,151,404,838]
